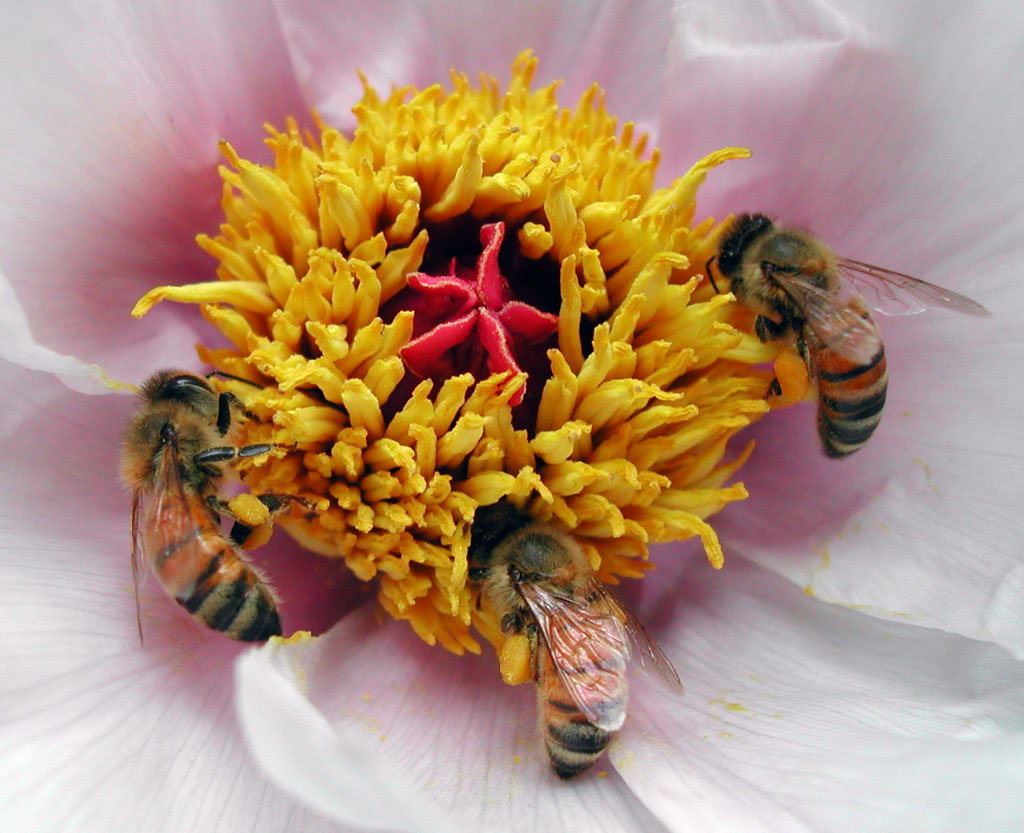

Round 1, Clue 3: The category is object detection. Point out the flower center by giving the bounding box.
[385,221,558,415]
[130,51,790,659]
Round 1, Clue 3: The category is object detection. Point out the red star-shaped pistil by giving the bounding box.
[398,222,558,407]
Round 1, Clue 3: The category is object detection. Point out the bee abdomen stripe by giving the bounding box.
[817,350,884,383]
[821,387,887,417]
[548,722,612,755]
[188,552,223,591]
[550,754,600,780]
[155,528,201,567]
[179,549,231,612]
[823,417,881,447]
[547,698,580,713]
[205,579,250,632]
[182,578,215,613]
[235,593,281,641]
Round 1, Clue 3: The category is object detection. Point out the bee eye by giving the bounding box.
[167,374,210,392]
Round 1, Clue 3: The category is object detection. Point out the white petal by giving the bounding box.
[238,548,1024,833]
[663,0,1024,262]
[237,606,672,833]
[273,0,675,132]
[617,553,1024,832]
[713,250,1024,655]
[655,0,1024,653]
[0,269,113,395]
[0,1,307,378]
[0,365,351,831]
[720,307,1024,655]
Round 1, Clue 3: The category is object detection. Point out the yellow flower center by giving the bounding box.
[132,51,787,660]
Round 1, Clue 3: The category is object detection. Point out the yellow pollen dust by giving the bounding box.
[132,51,786,658]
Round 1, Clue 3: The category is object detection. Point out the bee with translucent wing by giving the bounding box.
[469,502,682,778]
[121,370,297,642]
[711,214,989,457]
[836,257,991,318]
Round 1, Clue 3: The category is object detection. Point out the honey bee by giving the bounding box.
[469,503,681,778]
[711,214,989,456]
[121,369,289,641]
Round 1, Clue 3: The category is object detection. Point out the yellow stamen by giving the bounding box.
[132,51,792,660]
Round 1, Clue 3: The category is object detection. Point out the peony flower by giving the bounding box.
[1,3,1022,833]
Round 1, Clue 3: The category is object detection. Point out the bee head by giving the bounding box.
[468,502,534,568]
[141,370,219,418]
[507,563,531,584]
[717,213,774,278]
[505,528,573,580]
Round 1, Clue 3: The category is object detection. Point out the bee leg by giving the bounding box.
[204,495,266,548]
[795,335,810,367]
[251,493,321,516]
[525,621,540,680]
[239,443,292,457]
[213,389,258,436]
[500,611,525,634]
[193,442,291,465]
[754,315,789,343]
[704,256,721,294]
[228,520,261,549]
[767,338,812,401]
[193,445,237,464]
[211,493,308,549]
[215,392,233,436]
[205,376,263,426]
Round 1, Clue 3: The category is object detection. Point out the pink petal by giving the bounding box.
[0,1,307,381]
[656,0,1024,654]
[718,297,1024,656]
[0,268,112,395]
[0,364,358,831]
[237,547,1024,833]
[275,0,675,131]
[237,606,670,833]
[661,0,1024,282]
[615,551,1024,832]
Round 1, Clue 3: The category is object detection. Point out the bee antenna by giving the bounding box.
[205,370,263,388]
[705,256,721,294]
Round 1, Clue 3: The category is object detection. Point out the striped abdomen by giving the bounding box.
[536,644,617,779]
[144,493,281,641]
[812,339,888,458]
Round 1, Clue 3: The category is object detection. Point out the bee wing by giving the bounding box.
[605,590,683,693]
[130,490,146,645]
[518,578,631,732]
[780,273,883,365]
[136,442,207,599]
[837,257,990,318]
